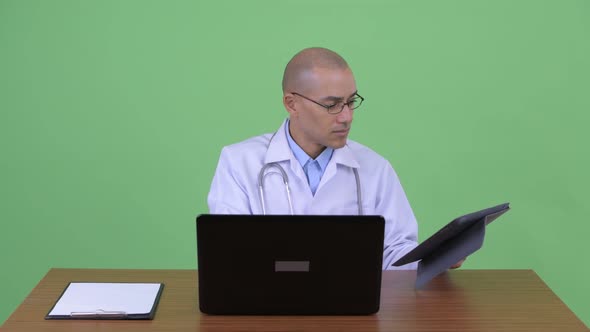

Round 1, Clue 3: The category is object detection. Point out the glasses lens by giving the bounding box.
[349,97,361,110]
[326,96,363,114]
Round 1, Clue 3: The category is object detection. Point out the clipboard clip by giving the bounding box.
[70,309,128,318]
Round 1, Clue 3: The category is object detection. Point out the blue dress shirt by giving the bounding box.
[285,120,334,195]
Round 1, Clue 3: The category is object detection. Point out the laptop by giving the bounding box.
[196,214,385,315]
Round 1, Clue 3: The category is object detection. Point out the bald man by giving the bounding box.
[208,48,420,270]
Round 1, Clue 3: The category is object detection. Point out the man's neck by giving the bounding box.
[288,122,325,159]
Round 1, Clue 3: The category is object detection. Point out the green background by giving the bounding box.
[1,0,588,327]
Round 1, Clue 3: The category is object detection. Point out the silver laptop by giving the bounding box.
[196,214,385,315]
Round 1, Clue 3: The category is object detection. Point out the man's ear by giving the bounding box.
[283,94,297,117]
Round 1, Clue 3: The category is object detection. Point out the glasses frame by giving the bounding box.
[291,92,364,114]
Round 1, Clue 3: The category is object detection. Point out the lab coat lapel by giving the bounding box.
[264,120,308,189]
[318,143,360,192]
[264,120,291,164]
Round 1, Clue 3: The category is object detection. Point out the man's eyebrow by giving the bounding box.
[321,91,358,103]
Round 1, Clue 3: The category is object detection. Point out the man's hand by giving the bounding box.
[450,258,466,269]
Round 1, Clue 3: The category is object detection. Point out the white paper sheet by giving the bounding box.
[48,282,162,316]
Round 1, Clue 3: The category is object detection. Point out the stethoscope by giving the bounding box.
[257,132,363,216]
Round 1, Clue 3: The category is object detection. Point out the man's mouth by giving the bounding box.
[333,128,350,135]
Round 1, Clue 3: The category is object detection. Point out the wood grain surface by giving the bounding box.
[1,268,587,332]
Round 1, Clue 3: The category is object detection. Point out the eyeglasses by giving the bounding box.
[291,92,364,114]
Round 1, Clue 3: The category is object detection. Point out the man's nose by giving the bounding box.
[337,104,353,123]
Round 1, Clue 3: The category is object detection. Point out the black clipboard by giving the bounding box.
[393,202,510,288]
[45,282,164,320]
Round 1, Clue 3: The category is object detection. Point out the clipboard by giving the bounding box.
[45,282,164,320]
[393,202,510,288]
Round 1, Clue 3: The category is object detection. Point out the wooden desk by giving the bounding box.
[1,268,587,331]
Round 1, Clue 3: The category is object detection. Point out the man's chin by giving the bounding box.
[328,139,348,150]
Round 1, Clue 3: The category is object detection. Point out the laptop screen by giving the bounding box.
[196,214,385,315]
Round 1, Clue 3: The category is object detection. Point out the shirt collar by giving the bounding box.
[285,119,334,172]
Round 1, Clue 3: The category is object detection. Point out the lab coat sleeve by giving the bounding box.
[207,147,253,214]
[378,163,419,270]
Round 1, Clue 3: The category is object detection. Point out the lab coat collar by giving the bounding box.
[265,119,360,169]
[333,142,360,169]
[264,120,292,164]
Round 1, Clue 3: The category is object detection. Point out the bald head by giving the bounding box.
[282,47,350,93]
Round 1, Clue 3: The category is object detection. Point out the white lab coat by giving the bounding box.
[208,120,418,270]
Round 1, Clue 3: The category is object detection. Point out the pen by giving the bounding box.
[70,309,127,318]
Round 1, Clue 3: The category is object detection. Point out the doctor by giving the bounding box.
[208,47,462,270]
